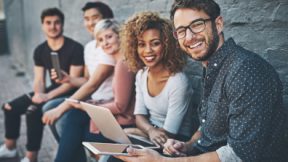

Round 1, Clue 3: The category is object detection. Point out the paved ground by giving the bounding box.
[0,55,57,162]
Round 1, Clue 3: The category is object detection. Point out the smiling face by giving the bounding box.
[42,15,63,39]
[83,8,103,35]
[137,29,164,69]
[96,28,120,55]
[173,8,223,61]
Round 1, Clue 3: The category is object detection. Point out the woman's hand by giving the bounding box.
[42,108,63,125]
[66,100,84,110]
[147,127,169,147]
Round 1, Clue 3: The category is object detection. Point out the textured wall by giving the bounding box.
[3,0,288,106]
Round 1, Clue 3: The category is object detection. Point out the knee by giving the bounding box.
[42,101,54,113]
[42,98,65,113]
[2,103,12,111]
[26,105,42,118]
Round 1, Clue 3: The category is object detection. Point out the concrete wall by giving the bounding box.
[3,0,288,106]
[0,0,4,20]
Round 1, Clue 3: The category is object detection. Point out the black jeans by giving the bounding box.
[2,86,69,151]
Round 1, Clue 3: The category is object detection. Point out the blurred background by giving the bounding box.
[0,0,287,107]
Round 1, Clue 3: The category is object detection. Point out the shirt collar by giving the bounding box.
[206,38,236,70]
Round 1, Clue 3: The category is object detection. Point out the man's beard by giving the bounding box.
[193,23,219,62]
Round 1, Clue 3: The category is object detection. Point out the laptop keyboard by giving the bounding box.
[128,137,156,147]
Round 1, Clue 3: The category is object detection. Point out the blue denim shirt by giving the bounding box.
[194,38,287,162]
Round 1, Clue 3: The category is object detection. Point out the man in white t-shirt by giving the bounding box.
[42,2,115,140]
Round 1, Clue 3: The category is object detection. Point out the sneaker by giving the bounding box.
[0,144,17,158]
[20,157,31,162]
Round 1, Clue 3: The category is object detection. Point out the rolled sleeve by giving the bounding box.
[216,144,242,162]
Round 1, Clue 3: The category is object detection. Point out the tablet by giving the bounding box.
[82,142,144,156]
[50,52,63,80]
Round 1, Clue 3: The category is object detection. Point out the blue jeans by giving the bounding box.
[42,96,68,142]
[54,109,114,162]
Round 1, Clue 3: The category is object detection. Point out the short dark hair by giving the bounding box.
[170,0,220,21]
[82,2,114,19]
[41,8,64,24]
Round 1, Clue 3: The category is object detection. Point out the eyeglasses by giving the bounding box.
[173,18,211,39]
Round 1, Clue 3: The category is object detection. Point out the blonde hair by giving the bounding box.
[120,11,186,73]
[94,19,120,37]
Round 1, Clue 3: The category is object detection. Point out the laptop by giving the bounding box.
[80,102,160,149]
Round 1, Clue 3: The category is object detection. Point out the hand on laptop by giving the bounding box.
[147,127,168,147]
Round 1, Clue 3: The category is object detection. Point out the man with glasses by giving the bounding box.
[116,0,287,162]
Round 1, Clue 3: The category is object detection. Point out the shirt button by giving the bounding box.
[214,63,217,67]
[206,76,209,79]
[201,100,205,103]
[197,140,201,144]
[202,119,206,123]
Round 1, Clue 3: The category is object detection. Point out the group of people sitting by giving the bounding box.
[1,0,287,162]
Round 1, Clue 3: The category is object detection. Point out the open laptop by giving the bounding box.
[80,102,159,149]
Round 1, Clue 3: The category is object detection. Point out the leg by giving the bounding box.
[2,93,33,149]
[25,104,44,162]
[54,109,90,162]
[55,108,113,162]
[42,96,67,142]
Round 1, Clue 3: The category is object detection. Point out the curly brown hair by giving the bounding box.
[120,11,186,73]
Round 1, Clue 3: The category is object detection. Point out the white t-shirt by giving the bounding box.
[84,40,115,101]
[134,68,194,137]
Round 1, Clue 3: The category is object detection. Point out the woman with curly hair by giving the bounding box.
[121,11,194,147]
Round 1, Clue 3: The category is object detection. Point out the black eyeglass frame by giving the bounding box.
[173,18,212,39]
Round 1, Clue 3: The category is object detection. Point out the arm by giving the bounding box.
[163,130,201,156]
[99,62,135,114]
[67,65,89,87]
[47,65,84,99]
[116,147,220,162]
[33,66,46,93]
[222,59,281,161]
[163,151,220,162]
[43,64,114,124]
[133,70,169,146]
[32,66,47,104]
[136,114,169,146]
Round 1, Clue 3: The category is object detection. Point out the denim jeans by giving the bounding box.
[54,109,114,162]
[42,96,68,142]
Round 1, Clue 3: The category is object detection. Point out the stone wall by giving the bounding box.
[3,0,288,106]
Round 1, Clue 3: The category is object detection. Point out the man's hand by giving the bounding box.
[163,139,187,157]
[32,93,49,104]
[51,69,70,84]
[147,127,169,147]
[42,108,63,125]
[115,147,164,162]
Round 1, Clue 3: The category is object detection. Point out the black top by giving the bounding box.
[33,37,84,87]
[194,38,287,162]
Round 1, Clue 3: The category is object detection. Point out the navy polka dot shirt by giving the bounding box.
[193,38,287,162]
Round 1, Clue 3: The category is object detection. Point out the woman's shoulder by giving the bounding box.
[136,68,148,78]
[170,71,189,83]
